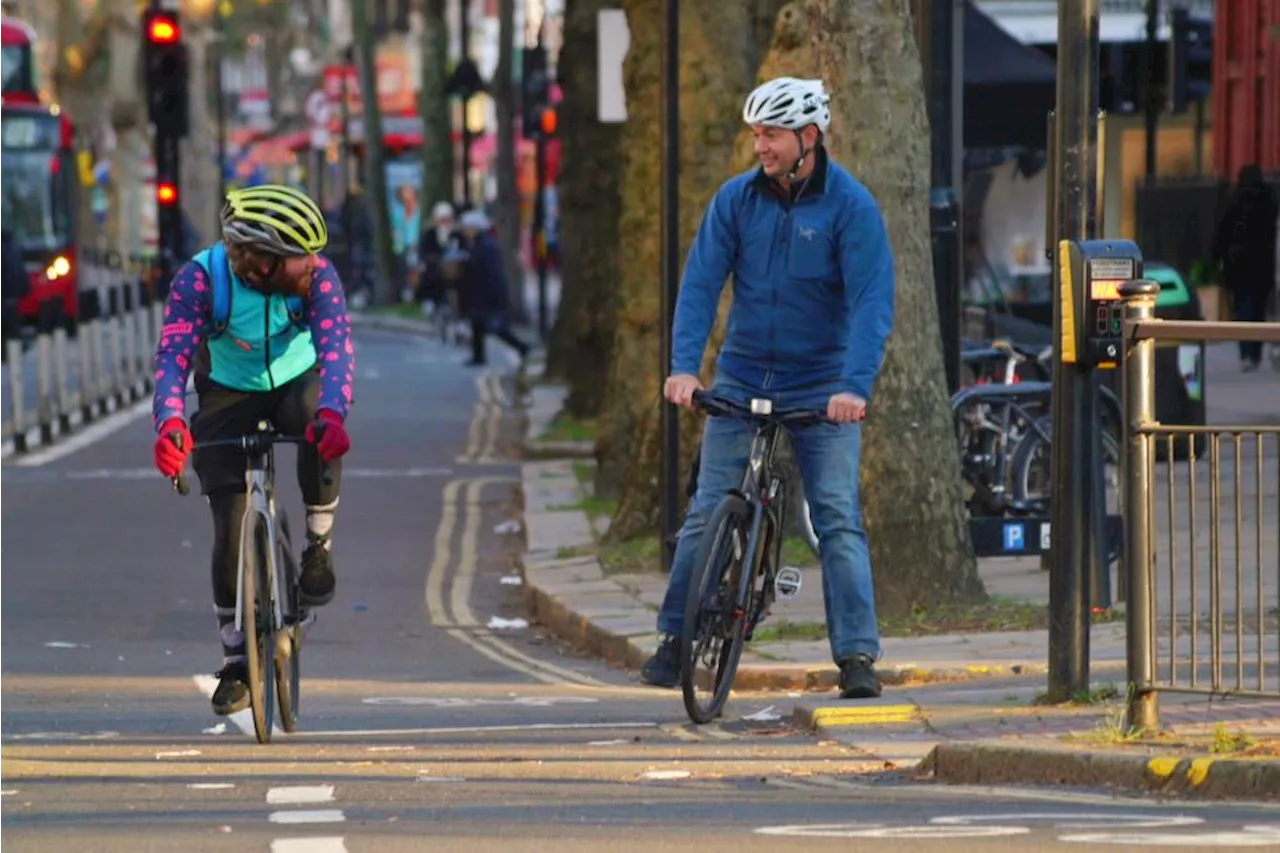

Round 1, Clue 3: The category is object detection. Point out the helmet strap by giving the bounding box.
[786,129,808,181]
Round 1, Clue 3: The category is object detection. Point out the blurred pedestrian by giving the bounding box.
[1213,164,1279,371]
[456,209,529,367]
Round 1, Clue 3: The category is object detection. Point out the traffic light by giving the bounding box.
[143,8,189,137]
[1169,7,1212,114]
[522,42,550,140]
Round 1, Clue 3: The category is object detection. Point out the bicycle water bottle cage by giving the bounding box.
[750,398,774,416]
[775,566,803,601]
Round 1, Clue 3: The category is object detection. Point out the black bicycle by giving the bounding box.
[171,420,331,743]
[680,390,828,724]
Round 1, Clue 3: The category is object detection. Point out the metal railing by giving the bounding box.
[3,252,163,452]
[1120,279,1280,731]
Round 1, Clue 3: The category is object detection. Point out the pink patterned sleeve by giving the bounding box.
[306,254,354,421]
[152,261,211,432]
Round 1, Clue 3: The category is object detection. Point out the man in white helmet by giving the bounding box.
[642,77,895,700]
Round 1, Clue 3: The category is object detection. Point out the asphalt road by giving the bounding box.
[3,327,1279,851]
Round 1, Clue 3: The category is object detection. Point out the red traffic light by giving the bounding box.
[157,182,178,205]
[148,16,179,43]
[540,107,557,136]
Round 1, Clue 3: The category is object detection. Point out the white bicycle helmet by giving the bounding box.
[742,77,831,133]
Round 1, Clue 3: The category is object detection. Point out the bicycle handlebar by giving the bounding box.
[690,389,830,427]
[170,423,335,497]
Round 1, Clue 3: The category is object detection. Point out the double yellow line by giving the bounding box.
[424,478,607,687]
[457,373,506,464]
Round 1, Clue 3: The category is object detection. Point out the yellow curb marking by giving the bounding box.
[810,705,919,727]
[1187,757,1214,787]
[1146,757,1179,778]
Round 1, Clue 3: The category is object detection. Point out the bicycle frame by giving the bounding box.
[234,442,285,640]
[731,419,789,617]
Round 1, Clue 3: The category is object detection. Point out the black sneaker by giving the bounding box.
[299,542,336,606]
[211,661,249,715]
[839,654,882,699]
[640,635,681,688]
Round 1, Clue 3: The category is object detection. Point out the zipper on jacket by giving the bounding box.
[264,294,276,390]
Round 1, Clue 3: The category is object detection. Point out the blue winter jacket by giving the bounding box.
[671,149,895,401]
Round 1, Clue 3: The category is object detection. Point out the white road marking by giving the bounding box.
[201,723,227,735]
[1,790,17,796]
[268,810,346,824]
[499,575,523,585]
[301,721,658,738]
[43,641,86,648]
[486,616,529,630]
[586,739,628,746]
[361,695,598,707]
[7,398,149,467]
[191,674,282,739]
[271,839,348,853]
[366,745,415,752]
[416,776,467,783]
[187,783,235,790]
[640,770,691,780]
[267,785,335,805]
[1060,830,1280,847]
[155,750,201,758]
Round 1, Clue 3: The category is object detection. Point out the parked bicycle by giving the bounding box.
[171,420,331,743]
[679,390,823,723]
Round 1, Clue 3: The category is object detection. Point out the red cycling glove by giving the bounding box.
[154,418,193,478]
[306,408,351,462]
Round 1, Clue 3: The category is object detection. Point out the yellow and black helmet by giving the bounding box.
[220,184,328,256]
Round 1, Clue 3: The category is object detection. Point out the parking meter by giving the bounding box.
[1058,238,1143,369]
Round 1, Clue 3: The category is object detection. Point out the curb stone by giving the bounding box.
[918,741,1280,802]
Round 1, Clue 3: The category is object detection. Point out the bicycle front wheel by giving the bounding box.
[242,513,276,744]
[274,511,301,733]
[680,495,752,724]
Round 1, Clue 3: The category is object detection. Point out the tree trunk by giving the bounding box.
[181,26,221,245]
[597,0,756,535]
[543,0,624,416]
[494,0,526,321]
[419,0,453,210]
[352,0,397,304]
[808,0,984,611]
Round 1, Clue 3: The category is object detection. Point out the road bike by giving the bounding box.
[680,390,826,724]
[172,420,331,743]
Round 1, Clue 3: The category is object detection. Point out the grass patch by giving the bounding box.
[1034,682,1119,706]
[571,460,594,486]
[751,620,827,644]
[780,536,819,569]
[599,535,663,576]
[1212,723,1257,755]
[550,493,618,519]
[878,599,1051,637]
[554,545,594,560]
[539,411,597,443]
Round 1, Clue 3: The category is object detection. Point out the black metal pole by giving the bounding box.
[1047,0,1101,702]
[534,129,549,341]
[927,0,964,396]
[659,0,680,573]
[1142,0,1159,181]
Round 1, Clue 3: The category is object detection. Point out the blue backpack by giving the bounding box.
[194,242,307,338]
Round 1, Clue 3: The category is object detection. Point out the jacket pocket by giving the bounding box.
[786,225,838,282]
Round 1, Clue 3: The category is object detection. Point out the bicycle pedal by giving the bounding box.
[774,566,803,600]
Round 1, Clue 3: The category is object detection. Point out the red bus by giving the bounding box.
[2,16,79,324]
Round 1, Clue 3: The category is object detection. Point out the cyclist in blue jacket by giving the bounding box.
[642,77,895,700]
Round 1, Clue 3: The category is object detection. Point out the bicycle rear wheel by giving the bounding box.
[680,495,752,724]
[274,511,301,733]
[242,514,276,743]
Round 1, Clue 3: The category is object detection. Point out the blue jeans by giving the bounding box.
[656,376,881,663]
